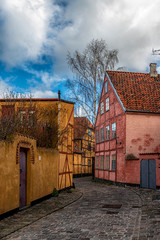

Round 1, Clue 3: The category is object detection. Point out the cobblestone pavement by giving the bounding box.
[1,177,160,240]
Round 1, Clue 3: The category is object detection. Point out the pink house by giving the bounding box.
[95,63,160,188]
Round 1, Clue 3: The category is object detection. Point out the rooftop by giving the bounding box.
[107,71,160,113]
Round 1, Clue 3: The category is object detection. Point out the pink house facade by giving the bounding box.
[95,64,160,188]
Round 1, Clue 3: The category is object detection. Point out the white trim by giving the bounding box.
[106,72,126,112]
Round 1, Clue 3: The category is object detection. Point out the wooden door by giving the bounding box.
[19,149,27,208]
[140,159,156,189]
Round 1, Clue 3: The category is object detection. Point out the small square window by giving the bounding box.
[100,101,104,115]
[106,97,109,111]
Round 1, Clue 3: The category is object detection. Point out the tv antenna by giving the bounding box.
[152,48,160,55]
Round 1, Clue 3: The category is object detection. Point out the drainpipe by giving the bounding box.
[58,90,61,150]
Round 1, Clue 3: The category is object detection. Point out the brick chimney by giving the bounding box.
[150,63,158,77]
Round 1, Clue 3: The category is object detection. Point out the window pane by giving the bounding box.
[105,155,110,170]
[100,155,104,170]
[106,125,110,140]
[96,156,99,169]
[101,127,104,142]
[101,101,104,114]
[105,81,108,93]
[88,159,91,166]
[105,97,109,111]
[96,130,99,143]
[112,154,116,171]
[112,122,116,139]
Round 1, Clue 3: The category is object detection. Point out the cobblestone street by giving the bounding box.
[1,177,160,240]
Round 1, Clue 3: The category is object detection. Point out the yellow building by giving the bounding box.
[0,96,74,215]
[73,117,95,177]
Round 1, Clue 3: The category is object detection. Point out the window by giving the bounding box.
[112,154,116,171]
[88,128,91,136]
[96,130,99,143]
[2,105,15,118]
[19,110,26,122]
[88,142,91,151]
[105,81,108,93]
[112,122,116,139]
[100,155,104,170]
[100,101,104,114]
[106,125,110,140]
[101,127,104,142]
[105,97,109,111]
[96,156,99,169]
[88,158,91,166]
[93,144,95,152]
[105,155,110,170]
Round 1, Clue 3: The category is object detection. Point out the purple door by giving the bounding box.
[20,149,27,208]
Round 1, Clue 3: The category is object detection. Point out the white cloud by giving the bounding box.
[0,0,57,67]
[1,0,160,76]
[31,89,57,98]
[52,0,160,73]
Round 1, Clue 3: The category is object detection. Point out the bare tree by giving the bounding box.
[66,39,118,125]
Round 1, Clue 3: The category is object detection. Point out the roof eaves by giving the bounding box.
[106,72,126,112]
[126,109,160,114]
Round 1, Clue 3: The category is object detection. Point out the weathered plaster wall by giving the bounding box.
[0,135,59,215]
[126,113,160,156]
[95,75,126,183]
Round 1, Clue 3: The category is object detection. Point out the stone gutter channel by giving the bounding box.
[0,189,83,239]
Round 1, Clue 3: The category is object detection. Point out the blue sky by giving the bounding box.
[0,0,160,99]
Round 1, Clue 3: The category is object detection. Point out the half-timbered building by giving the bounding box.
[95,63,160,188]
[73,117,95,176]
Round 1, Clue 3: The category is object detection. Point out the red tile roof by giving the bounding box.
[74,117,93,139]
[107,71,160,113]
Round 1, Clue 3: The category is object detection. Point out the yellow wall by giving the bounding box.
[0,99,74,215]
[58,101,74,189]
[0,134,59,215]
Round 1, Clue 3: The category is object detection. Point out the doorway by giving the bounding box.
[19,148,27,208]
[140,159,156,189]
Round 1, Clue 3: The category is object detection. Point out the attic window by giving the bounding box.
[88,129,91,136]
[106,97,109,111]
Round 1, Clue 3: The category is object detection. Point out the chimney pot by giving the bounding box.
[150,63,158,77]
[58,90,61,100]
